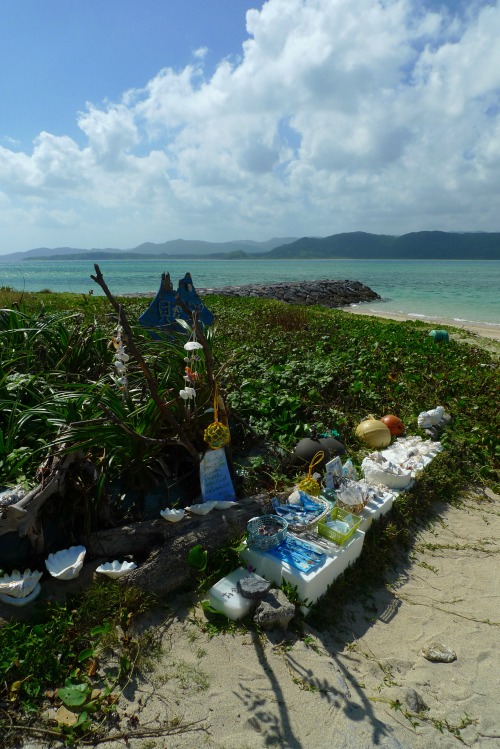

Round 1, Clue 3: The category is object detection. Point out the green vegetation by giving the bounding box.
[0,288,498,743]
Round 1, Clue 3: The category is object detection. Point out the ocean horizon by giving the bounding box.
[1,257,499,328]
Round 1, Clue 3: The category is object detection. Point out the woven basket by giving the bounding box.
[247,515,288,551]
[287,496,330,534]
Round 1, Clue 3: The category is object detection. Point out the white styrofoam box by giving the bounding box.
[359,491,395,532]
[208,567,267,621]
[241,530,365,614]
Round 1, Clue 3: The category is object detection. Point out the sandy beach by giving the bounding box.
[341,304,500,343]
[76,485,500,749]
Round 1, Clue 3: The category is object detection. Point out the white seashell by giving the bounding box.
[95,560,137,578]
[45,545,86,580]
[0,568,43,598]
[186,502,216,515]
[160,507,185,522]
[213,501,237,510]
[0,582,41,606]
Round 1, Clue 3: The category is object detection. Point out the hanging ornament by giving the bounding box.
[112,312,129,397]
[204,384,231,450]
[297,451,324,496]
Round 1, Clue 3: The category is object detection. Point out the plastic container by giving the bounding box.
[208,567,268,620]
[318,508,361,545]
[429,330,449,342]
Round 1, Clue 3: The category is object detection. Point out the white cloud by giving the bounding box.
[0,0,499,251]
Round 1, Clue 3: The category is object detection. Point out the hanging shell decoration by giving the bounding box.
[45,545,86,580]
[297,451,324,497]
[0,569,43,604]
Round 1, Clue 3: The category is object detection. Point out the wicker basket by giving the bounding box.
[287,495,331,534]
[318,507,361,545]
[247,515,288,551]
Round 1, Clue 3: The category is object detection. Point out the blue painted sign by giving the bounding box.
[139,272,214,339]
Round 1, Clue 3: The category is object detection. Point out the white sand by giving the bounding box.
[94,487,500,749]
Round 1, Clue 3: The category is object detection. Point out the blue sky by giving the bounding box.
[0,0,499,253]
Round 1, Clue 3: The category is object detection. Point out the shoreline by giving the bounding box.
[341,303,500,342]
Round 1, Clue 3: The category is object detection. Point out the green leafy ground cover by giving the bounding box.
[0,288,498,743]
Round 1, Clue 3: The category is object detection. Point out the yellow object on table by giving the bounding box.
[297,450,324,496]
[204,384,231,450]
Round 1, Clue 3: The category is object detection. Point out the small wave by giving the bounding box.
[406,313,427,318]
[453,318,500,327]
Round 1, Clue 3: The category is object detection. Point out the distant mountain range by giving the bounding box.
[1,231,499,262]
[0,237,297,262]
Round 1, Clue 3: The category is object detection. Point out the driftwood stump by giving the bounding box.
[87,494,272,596]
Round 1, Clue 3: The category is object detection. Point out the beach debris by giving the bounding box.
[297,450,324,496]
[95,560,137,578]
[420,641,457,663]
[293,437,330,469]
[381,414,405,436]
[45,545,86,580]
[237,576,272,600]
[254,589,296,630]
[405,688,428,713]
[361,455,413,491]
[429,329,449,342]
[355,415,392,448]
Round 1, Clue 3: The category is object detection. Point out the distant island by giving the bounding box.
[1,231,499,262]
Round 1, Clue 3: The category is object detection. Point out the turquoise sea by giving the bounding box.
[1,258,499,328]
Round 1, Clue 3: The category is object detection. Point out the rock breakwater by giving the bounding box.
[197,279,380,308]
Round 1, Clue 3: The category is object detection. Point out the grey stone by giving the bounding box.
[253,588,295,630]
[196,279,380,309]
[237,576,272,600]
[420,641,457,663]
[405,687,428,713]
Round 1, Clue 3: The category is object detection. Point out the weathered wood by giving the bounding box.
[0,453,80,548]
[111,494,273,596]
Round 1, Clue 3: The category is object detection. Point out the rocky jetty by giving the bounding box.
[197,279,380,308]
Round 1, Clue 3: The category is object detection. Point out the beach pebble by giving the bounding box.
[237,577,272,600]
[420,641,457,663]
[254,589,295,630]
[405,687,428,713]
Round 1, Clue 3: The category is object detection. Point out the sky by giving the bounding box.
[0,0,499,254]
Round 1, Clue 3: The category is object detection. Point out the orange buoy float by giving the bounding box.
[381,414,405,436]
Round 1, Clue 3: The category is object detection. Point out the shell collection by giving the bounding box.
[45,545,87,580]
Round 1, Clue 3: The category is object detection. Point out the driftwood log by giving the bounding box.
[0,452,81,553]
[87,493,272,597]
